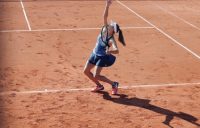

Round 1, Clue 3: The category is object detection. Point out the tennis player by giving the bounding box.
[83,0,125,95]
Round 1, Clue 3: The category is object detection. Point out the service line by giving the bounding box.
[0,26,154,33]
[117,0,200,60]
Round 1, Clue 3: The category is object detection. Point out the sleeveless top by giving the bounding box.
[93,26,113,56]
[93,34,109,56]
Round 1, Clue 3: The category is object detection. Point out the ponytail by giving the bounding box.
[118,29,126,46]
[110,22,126,46]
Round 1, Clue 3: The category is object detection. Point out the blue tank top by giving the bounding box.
[93,34,108,56]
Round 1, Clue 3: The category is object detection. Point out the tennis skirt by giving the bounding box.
[88,53,116,67]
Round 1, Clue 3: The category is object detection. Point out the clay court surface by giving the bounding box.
[0,0,200,127]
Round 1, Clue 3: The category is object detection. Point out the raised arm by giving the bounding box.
[103,0,112,25]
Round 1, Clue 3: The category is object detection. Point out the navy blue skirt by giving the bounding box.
[88,53,116,67]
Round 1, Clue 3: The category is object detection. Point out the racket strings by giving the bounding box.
[101,25,113,48]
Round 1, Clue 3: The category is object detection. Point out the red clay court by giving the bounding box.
[0,0,200,128]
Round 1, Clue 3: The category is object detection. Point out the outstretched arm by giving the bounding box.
[104,0,112,25]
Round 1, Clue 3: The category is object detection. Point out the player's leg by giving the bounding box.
[93,66,119,94]
[83,61,102,87]
[93,66,113,85]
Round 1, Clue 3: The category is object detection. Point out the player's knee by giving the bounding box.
[83,69,92,78]
[83,69,88,75]
[93,73,100,79]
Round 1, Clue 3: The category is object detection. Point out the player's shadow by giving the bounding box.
[97,91,200,128]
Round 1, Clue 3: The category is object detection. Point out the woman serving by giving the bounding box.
[83,0,125,95]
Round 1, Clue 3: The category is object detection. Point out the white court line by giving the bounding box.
[20,0,31,31]
[156,5,200,31]
[0,29,28,33]
[117,0,200,60]
[0,82,200,95]
[0,26,154,33]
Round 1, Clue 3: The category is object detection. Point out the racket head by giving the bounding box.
[101,25,109,44]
